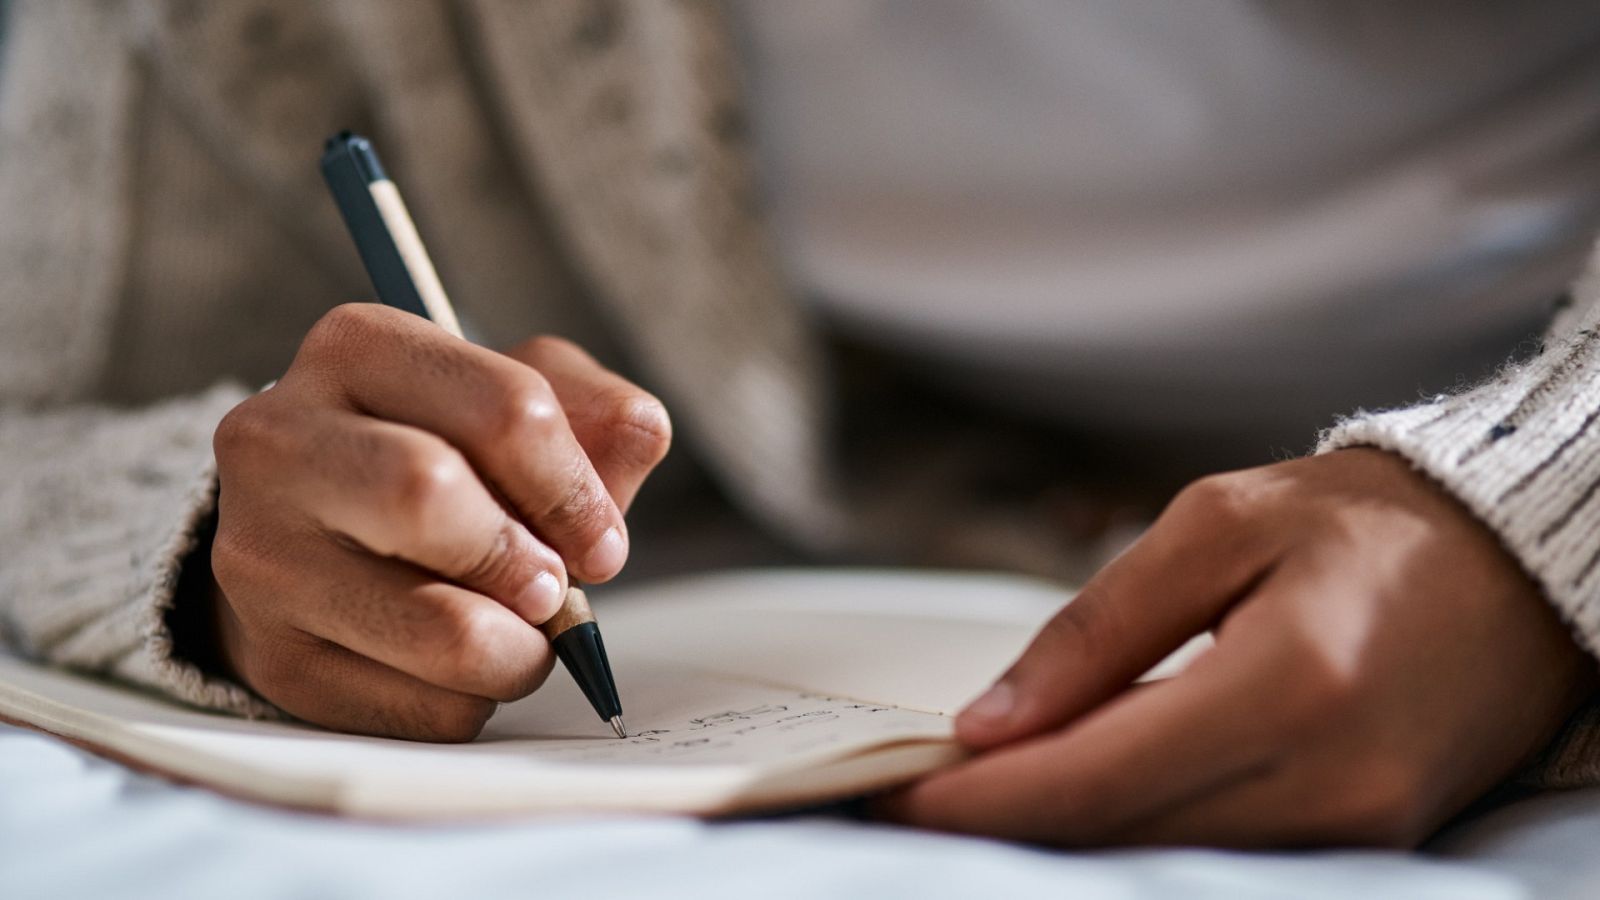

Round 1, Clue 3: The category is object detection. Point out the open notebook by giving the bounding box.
[0,569,1205,820]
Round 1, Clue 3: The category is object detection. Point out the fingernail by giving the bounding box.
[960,681,1015,725]
[515,570,565,623]
[581,527,627,580]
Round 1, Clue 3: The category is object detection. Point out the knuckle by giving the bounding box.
[212,405,247,460]
[302,303,377,359]
[297,303,418,378]
[212,398,272,466]
[451,518,556,608]
[1170,473,1253,526]
[484,373,561,445]
[437,604,503,682]
[456,519,529,593]
[539,464,614,541]
[384,439,471,521]
[519,333,577,362]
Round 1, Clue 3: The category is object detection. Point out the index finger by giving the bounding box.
[296,304,629,582]
[883,633,1289,845]
[957,475,1279,749]
[259,407,569,625]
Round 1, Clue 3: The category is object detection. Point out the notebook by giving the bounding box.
[0,569,1205,820]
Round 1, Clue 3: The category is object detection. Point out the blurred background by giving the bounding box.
[27,0,1600,585]
[654,0,1600,579]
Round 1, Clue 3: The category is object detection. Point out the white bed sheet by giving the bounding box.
[3,722,1598,900]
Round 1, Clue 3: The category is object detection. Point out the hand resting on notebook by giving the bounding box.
[883,448,1596,848]
[204,304,671,740]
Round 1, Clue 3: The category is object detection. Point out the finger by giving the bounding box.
[505,335,671,511]
[220,527,555,703]
[957,475,1278,749]
[884,636,1287,845]
[294,304,627,582]
[224,608,501,742]
[222,399,567,625]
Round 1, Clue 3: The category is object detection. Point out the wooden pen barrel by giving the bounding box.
[538,586,596,640]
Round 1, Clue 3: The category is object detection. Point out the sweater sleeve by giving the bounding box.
[0,383,276,718]
[1318,236,1600,785]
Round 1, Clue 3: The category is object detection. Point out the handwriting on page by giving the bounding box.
[522,694,945,764]
[477,667,953,766]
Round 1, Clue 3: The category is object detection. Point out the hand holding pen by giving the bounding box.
[200,135,667,741]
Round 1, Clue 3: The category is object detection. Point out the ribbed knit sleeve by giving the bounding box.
[1319,238,1600,784]
[0,383,275,718]
[1320,242,1600,654]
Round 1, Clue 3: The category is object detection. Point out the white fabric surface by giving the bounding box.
[3,720,1599,900]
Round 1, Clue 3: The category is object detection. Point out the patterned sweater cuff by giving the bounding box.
[0,383,277,719]
[1316,329,1600,662]
[1315,263,1600,788]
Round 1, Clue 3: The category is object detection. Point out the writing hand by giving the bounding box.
[207,304,671,740]
[882,448,1595,847]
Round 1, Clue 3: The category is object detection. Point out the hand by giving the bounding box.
[882,448,1596,847]
[208,304,671,740]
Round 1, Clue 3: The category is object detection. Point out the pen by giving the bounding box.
[319,130,627,740]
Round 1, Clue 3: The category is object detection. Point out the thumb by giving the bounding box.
[957,479,1273,749]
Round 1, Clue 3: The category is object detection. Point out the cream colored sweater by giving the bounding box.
[4,0,1600,784]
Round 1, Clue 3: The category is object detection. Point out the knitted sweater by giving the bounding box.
[4,0,1600,783]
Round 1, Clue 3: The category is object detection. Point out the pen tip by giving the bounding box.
[610,716,628,739]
